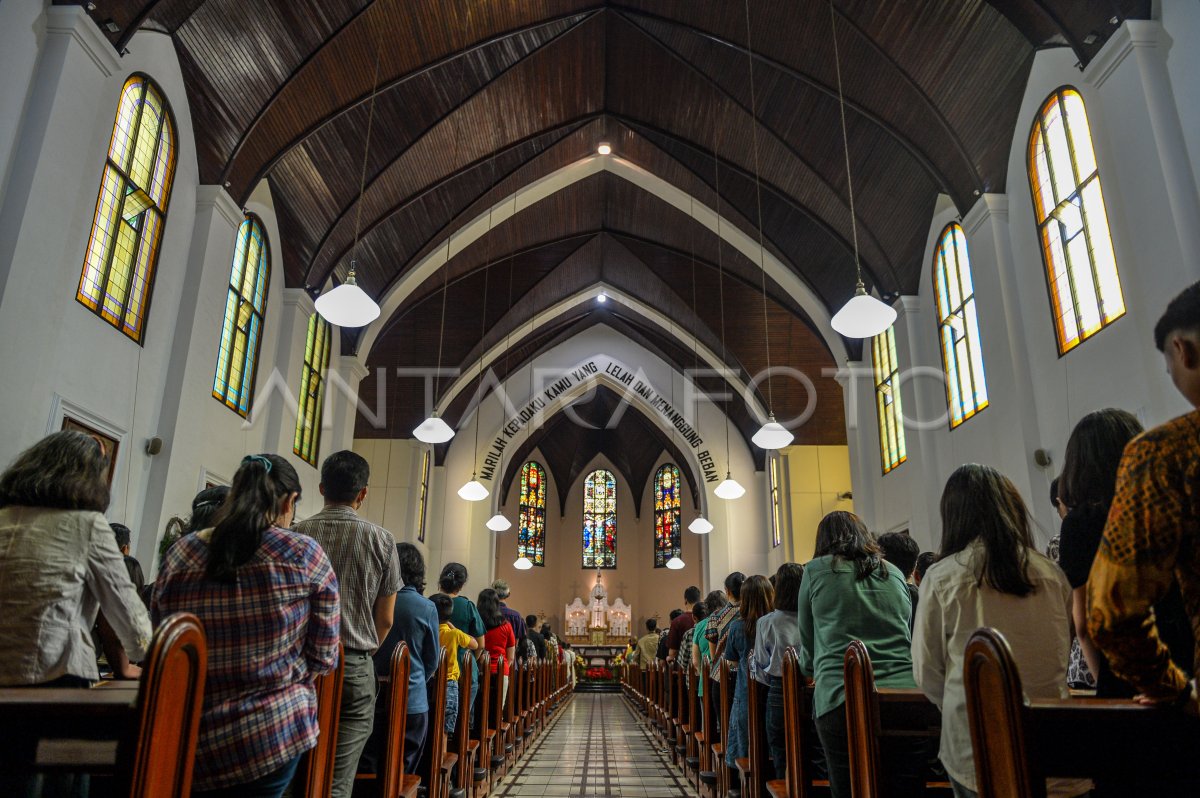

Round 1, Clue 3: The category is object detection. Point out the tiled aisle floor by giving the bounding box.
[492,693,699,798]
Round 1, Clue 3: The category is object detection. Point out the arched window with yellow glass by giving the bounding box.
[653,464,681,568]
[77,74,177,343]
[213,215,271,416]
[293,312,331,466]
[933,223,988,427]
[1028,87,1124,354]
[518,461,547,567]
[873,326,907,475]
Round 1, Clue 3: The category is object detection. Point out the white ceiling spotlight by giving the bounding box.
[597,292,608,304]
[688,516,714,535]
[486,514,512,532]
[597,142,612,156]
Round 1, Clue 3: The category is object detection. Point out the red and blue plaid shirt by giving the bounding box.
[152,526,340,790]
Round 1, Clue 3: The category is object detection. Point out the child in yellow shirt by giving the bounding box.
[432,593,479,733]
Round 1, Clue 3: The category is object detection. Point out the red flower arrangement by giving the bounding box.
[584,666,614,681]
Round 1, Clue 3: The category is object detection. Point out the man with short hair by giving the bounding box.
[667,586,702,660]
[525,615,547,660]
[657,609,682,660]
[295,450,401,798]
[636,619,660,668]
[1090,281,1200,712]
[878,531,921,628]
[491,579,527,643]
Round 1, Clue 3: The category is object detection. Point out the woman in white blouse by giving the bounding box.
[750,562,804,780]
[912,464,1087,798]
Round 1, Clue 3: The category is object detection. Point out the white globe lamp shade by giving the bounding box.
[314,273,381,328]
[486,514,512,532]
[688,516,714,535]
[714,474,746,500]
[752,415,794,450]
[457,479,489,502]
[665,556,685,570]
[514,555,534,570]
[830,285,896,339]
[413,415,454,444]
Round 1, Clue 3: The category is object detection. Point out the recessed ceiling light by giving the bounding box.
[597,143,612,156]
[103,19,120,33]
[597,292,608,304]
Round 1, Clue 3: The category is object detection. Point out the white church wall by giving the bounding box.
[0,0,45,209]
[1161,0,1200,194]
[846,26,1200,552]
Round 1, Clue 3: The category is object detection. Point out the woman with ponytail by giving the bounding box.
[152,454,340,798]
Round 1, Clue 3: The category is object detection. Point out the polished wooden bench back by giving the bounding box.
[423,650,457,798]
[965,627,1200,798]
[451,649,475,795]
[294,641,344,798]
[372,641,421,798]
[126,611,208,798]
[740,661,770,798]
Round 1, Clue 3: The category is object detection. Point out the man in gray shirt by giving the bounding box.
[295,450,400,798]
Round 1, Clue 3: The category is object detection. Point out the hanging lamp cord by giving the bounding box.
[830,0,864,290]
[348,16,385,278]
[743,0,775,416]
[712,128,733,472]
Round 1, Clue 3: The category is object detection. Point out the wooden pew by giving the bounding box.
[737,665,770,798]
[490,659,512,780]
[844,640,946,798]
[703,658,734,798]
[471,651,493,798]
[355,641,420,798]
[0,611,207,798]
[697,654,718,798]
[423,650,459,798]
[295,641,345,798]
[683,661,701,784]
[964,627,1200,798]
[451,650,478,798]
[765,647,829,798]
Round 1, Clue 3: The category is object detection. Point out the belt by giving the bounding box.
[345,648,372,657]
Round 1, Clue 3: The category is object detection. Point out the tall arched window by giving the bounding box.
[213,215,271,416]
[77,74,176,343]
[933,223,988,427]
[1028,87,1124,354]
[873,326,907,474]
[653,464,681,568]
[518,462,547,566]
[293,312,331,466]
[582,469,617,569]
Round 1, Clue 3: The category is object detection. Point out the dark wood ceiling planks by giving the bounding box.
[70,0,1152,468]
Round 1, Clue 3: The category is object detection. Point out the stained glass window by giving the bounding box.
[933,223,988,427]
[518,462,547,566]
[293,313,332,466]
[77,74,176,343]
[653,464,682,568]
[873,326,907,474]
[213,216,271,416]
[582,469,617,569]
[417,449,430,544]
[1028,87,1124,354]
[769,454,784,548]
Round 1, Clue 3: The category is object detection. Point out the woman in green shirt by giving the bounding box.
[797,511,921,798]
[691,590,727,698]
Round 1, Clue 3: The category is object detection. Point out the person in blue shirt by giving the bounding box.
[364,543,441,775]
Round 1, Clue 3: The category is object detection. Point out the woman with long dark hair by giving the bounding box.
[722,575,774,776]
[0,431,153,795]
[913,465,1085,798]
[478,587,516,703]
[152,454,340,798]
[798,511,918,798]
[752,563,804,780]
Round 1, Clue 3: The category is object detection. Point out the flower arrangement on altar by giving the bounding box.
[585,666,614,681]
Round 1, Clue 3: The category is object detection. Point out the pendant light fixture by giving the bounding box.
[827,1,896,339]
[314,25,383,328]
[741,0,794,451]
[685,199,714,533]
[514,555,534,571]
[458,144,500,503]
[711,128,744,501]
[486,514,512,532]
[665,555,685,570]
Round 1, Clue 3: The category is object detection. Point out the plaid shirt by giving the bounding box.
[295,505,400,652]
[152,526,340,790]
[1089,409,1200,699]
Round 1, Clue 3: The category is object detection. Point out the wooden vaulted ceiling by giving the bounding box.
[78,0,1151,470]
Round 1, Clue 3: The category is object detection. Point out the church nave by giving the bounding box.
[491,695,696,798]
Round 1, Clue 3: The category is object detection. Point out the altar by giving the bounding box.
[564,572,631,645]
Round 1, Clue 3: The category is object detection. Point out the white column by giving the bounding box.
[139,187,241,565]
[330,356,371,455]
[261,289,316,460]
[1085,19,1200,280]
[835,360,877,530]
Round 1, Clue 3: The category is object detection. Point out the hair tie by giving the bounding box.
[242,454,273,473]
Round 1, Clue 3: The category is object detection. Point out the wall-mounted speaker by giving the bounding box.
[145,437,163,456]
[1033,448,1052,468]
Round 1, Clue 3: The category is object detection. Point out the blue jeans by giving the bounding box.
[192,755,300,798]
[445,679,460,733]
